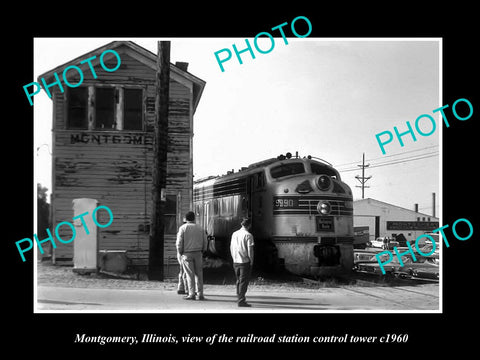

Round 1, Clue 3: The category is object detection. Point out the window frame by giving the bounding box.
[269,162,306,179]
[123,87,145,131]
[94,86,116,131]
[65,85,145,131]
[164,194,178,235]
[66,86,89,130]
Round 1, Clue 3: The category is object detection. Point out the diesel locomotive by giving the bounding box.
[193,152,354,277]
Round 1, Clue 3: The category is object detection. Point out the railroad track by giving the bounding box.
[342,286,439,310]
[297,271,440,310]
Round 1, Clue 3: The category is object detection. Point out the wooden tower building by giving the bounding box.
[38,41,206,277]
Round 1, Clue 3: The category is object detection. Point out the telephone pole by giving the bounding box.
[355,153,371,199]
[149,41,170,281]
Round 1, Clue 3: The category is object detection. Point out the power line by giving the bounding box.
[369,153,439,169]
[334,145,439,169]
[341,153,438,172]
[339,152,439,173]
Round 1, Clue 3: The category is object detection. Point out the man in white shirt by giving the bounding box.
[176,211,208,300]
[230,218,254,307]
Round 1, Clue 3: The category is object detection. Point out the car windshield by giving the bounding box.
[270,162,305,179]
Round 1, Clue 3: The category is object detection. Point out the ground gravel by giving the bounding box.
[36,260,350,292]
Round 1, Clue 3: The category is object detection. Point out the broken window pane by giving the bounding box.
[124,88,143,130]
[95,87,115,130]
[67,87,88,129]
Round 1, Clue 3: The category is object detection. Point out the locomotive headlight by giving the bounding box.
[316,175,331,191]
[317,201,331,215]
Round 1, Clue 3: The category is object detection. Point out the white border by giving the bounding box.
[33,37,442,314]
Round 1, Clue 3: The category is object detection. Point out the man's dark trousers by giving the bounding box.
[233,262,251,304]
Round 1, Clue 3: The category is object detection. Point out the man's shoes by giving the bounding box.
[183,295,196,300]
[197,295,205,301]
[177,290,186,295]
[238,302,251,307]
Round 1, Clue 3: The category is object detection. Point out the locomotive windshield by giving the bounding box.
[270,162,305,179]
[310,162,340,180]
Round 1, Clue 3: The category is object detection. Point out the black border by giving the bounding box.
[7,5,479,354]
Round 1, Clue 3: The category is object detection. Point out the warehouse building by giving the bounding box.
[353,198,439,244]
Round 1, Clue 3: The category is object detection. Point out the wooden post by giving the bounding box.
[149,41,170,280]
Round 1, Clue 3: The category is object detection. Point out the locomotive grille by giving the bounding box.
[273,196,353,216]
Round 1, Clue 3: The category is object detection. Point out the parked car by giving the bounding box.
[407,233,439,251]
[369,237,399,250]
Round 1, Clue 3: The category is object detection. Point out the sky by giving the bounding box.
[33,37,441,217]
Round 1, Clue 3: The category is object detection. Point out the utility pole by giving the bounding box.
[149,41,170,281]
[355,153,371,199]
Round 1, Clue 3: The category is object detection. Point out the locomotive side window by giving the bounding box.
[310,163,340,180]
[241,197,247,214]
[270,163,305,179]
[195,204,201,217]
[254,171,266,188]
[220,197,234,216]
